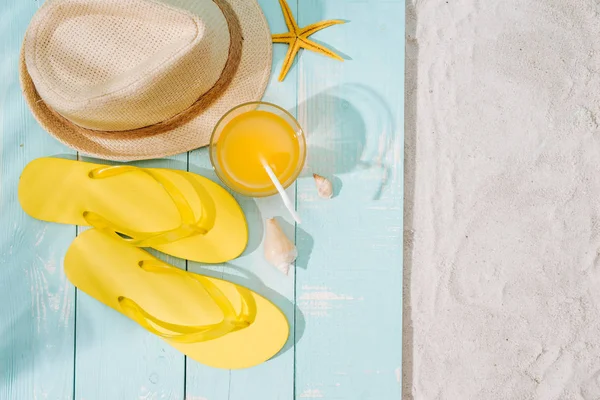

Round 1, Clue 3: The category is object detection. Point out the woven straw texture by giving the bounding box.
[20,0,272,161]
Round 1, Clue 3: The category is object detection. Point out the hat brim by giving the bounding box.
[19,0,272,161]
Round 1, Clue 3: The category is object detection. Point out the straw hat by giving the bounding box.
[20,0,272,161]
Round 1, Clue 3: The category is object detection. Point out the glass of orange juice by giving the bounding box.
[210,102,306,197]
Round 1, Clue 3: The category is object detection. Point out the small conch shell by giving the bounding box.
[264,218,298,275]
[313,173,333,199]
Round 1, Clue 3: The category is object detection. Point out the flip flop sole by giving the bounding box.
[65,229,289,369]
[19,157,247,263]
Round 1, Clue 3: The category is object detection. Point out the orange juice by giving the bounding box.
[212,108,305,196]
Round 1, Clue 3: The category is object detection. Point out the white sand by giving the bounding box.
[404,1,600,398]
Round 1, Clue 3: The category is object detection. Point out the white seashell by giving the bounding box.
[313,173,333,199]
[264,218,297,275]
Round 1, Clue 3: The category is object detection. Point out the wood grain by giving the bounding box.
[0,1,76,399]
[184,0,299,398]
[295,0,405,398]
[0,0,404,398]
[73,157,187,400]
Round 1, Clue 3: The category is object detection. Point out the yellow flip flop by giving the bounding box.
[18,157,247,263]
[65,229,289,369]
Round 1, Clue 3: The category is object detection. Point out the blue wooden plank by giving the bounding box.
[295,1,404,398]
[73,157,187,400]
[0,1,76,399]
[184,1,299,397]
[181,148,231,400]
[185,158,297,399]
[1,0,405,398]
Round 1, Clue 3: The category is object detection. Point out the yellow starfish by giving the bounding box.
[272,0,345,81]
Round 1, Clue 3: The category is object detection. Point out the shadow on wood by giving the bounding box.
[278,218,314,270]
[291,84,395,200]
[188,263,305,361]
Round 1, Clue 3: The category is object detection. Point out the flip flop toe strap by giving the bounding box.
[118,260,257,344]
[82,166,216,247]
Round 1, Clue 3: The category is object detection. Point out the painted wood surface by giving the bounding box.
[0,0,404,399]
[0,1,76,399]
[295,2,404,398]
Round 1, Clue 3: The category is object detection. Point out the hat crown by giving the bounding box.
[24,0,230,131]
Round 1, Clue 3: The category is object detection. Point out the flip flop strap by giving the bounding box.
[82,166,216,247]
[118,260,257,344]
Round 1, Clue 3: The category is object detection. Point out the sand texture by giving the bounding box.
[404,0,600,398]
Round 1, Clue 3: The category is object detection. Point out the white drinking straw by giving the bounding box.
[260,157,301,224]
